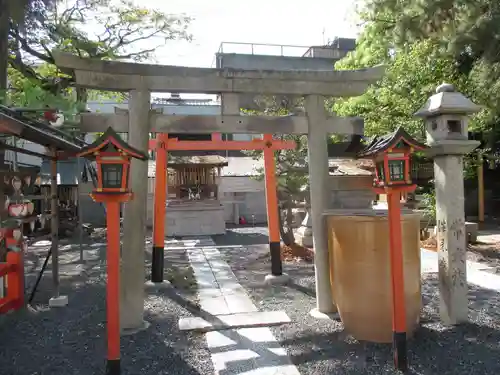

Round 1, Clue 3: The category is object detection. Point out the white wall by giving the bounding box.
[219,176,264,193]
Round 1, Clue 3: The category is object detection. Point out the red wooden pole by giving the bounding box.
[151,133,168,283]
[0,251,24,312]
[263,134,283,276]
[106,201,121,375]
[387,189,407,372]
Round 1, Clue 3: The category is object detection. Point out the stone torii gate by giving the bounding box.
[54,51,384,332]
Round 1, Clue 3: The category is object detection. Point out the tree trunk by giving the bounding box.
[285,201,294,232]
[0,0,10,168]
[76,87,88,104]
[0,0,9,97]
[278,199,295,246]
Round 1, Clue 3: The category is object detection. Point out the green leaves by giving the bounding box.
[336,40,464,140]
[335,0,500,147]
[5,0,192,108]
[245,96,309,203]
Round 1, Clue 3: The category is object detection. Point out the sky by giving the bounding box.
[137,0,361,68]
[75,0,362,99]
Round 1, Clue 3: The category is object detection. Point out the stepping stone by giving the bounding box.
[178,310,291,332]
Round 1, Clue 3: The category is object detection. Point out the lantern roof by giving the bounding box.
[77,127,148,160]
[414,83,481,117]
[357,126,427,158]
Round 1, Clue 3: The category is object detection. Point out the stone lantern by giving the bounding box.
[415,83,480,325]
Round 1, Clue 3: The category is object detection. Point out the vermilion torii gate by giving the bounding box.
[149,133,296,284]
[53,50,383,333]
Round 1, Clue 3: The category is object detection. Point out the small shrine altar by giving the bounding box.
[161,155,227,236]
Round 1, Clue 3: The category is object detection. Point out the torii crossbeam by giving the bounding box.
[148,137,296,151]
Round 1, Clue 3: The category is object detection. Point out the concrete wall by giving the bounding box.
[219,176,267,223]
[4,140,44,167]
[219,176,264,193]
[215,51,340,110]
[216,53,338,71]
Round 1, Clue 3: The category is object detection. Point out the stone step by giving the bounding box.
[178,310,291,332]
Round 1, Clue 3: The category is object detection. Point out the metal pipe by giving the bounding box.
[28,249,52,304]
[11,136,18,171]
[77,157,84,261]
[50,148,60,299]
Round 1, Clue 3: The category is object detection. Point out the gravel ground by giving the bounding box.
[214,227,500,375]
[0,232,211,375]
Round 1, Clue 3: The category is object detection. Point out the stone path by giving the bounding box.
[421,248,500,291]
[178,236,301,375]
[477,230,500,244]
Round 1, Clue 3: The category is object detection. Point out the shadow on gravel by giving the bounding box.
[213,228,500,374]
[1,252,205,375]
[213,227,270,246]
[149,285,316,375]
[278,275,500,374]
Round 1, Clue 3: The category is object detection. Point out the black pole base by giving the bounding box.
[393,331,408,373]
[269,241,283,276]
[106,359,120,375]
[151,246,165,283]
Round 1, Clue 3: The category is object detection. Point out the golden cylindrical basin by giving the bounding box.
[327,212,421,343]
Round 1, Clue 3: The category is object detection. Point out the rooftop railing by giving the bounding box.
[217,42,314,57]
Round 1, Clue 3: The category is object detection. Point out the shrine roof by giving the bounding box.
[167,155,228,167]
[357,126,426,158]
[329,159,373,176]
[0,105,83,154]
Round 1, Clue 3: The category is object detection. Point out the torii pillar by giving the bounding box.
[120,90,151,333]
[305,95,336,316]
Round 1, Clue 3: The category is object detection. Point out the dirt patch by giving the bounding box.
[421,236,437,251]
[281,243,314,262]
[165,265,197,291]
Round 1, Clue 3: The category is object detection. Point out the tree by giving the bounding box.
[245,96,309,246]
[8,0,192,102]
[355,0,500,71]
[341,0,500,145]
[0,0,55,100]
[334,40,468,140]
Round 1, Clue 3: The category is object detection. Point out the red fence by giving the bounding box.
[0,251,24,314]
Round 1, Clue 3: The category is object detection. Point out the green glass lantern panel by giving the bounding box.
[376,162,385,182]
[388,159,405,181]
[102,164,124,188]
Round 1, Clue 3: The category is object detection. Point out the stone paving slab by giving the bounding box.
[182,236,300,375]
[179,311,291,332]
[207,327,300,375]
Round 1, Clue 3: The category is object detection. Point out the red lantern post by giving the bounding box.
[358,127,427,372]
[77,128,147,375]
